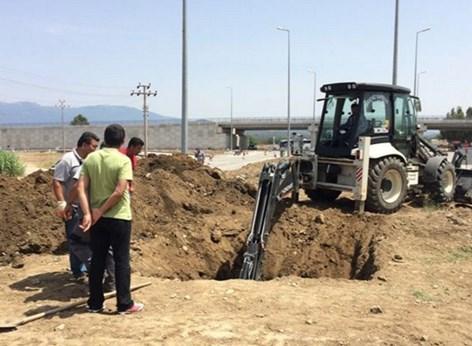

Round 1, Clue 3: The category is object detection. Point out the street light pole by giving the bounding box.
[416,71,426,98]
[181,0,188,154]
[392,0,399,85]
[226,86,233,151]
[308,70,317,123]
[130,83,158,156]
[276,26,291,155]
[413,27,431,96]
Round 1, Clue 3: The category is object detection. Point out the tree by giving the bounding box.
[441,106,472,142]
[70,114,89,125]
[466,107,472,120]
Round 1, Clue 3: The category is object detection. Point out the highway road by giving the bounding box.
[207,150,279,171]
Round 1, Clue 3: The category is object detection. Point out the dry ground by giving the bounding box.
[15,151,62,175]
[1,204,472,345]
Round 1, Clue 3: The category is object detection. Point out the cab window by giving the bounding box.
[394,94,416,139]
[363,92,391,135]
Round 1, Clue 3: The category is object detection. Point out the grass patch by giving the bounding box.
[0,151,25,176]
[448,246,472,262]
[412,290,433,302]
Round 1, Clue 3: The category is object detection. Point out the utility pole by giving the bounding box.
[416,71,426,98]
[308,70,317,123]
[181,0,188,154]
[56,99,69,153]
[226,86,233,151]
[413,28,431,96]
[392,0,399,85]
[130,83,157,156]
[276,26,291,155]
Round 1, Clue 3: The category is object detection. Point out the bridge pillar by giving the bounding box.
[308,124,318,148]
[239,134,248,149]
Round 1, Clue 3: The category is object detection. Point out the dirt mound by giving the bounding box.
[0,171,64,265]
[0,154,257,278]
[130,154,255,279]
[226,159,279,186]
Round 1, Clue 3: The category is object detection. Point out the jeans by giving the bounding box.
[88,218,133,312]
[64,208,87,277]
[68,210,116,285]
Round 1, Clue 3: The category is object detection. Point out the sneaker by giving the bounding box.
[87,306,104,313]
[118,303,144,315]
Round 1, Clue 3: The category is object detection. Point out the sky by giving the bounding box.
[0,0,471,119]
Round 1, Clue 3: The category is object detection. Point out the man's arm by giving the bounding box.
[52,160,68,218]
[52,179,65,202]
[77,175,92,231]
[91,179,128,223]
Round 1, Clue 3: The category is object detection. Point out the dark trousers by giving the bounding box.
[68,207,115,283]
[64,208,86,277]
[88,218,134,311]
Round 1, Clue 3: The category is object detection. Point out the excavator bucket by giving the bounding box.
[451,148,472,204]
[455,168,472,203]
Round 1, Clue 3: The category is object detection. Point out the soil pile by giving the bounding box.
[0,154,257,277]
[0,171,63,265]
[226,159,278,186]
[130,154,255,279]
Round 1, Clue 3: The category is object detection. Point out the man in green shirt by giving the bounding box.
[78,124,143,315]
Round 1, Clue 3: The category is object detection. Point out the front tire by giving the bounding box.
[366,157,407,213]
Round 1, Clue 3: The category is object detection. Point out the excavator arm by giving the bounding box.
[239,160,298,280]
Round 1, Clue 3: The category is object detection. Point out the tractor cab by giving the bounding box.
[316,82,418,159]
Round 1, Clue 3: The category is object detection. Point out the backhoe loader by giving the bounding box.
[240,82,472,280]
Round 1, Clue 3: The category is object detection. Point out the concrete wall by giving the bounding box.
[0,123,228,150]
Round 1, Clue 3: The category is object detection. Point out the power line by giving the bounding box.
[0,77,126,97]
[0,65,130,90]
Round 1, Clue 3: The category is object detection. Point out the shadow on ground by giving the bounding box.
[9,271,88,305]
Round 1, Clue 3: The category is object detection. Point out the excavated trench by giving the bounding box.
[260,202,381,281]
[132,199,381,282]
[212,201,380,281]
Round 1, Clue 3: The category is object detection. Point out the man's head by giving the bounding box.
[350,103,360,116]
[104,124,126,148]
[77,132,100,157]
[127,137,144,155]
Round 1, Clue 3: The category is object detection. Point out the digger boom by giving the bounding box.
[239,161,295,280]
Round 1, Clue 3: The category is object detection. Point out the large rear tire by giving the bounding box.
[366,157,407,213]
[427,160,456,203]
[305,188,341,202]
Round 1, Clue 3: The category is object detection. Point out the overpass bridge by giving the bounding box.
[212,117,472,131]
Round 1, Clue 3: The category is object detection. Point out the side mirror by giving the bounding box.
[415,99,422,112]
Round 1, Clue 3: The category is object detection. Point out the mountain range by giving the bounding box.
[0,101,179,125]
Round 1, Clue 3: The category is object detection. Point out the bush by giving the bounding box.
[0,151,25,176]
